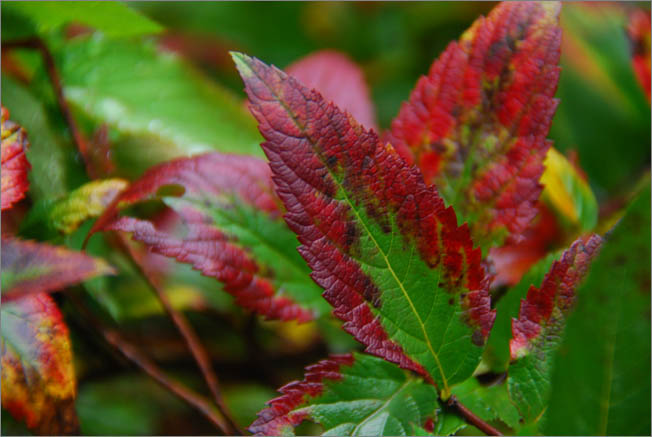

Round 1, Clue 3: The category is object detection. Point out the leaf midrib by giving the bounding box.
[350,378,413,436]
[247,62,450,395]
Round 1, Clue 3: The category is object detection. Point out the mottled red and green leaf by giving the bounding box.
[508,234,601,423]
[287,50,377,131]
[1,293,78,434]
[250,353,441,436]
[234,52,495,395]
[384,2,562,251]
[1,106,31,211]
[1,237,114,301]
[89,152,328,322]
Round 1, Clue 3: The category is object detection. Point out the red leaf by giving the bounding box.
[384,2,562,249]
[234,52,494,391]
[250,354,354,435]
[628,8,651,101]
[1,106,31,211]
[1,237,114,302]
[510,234,602,359]
[287,50,377,131]
[1,293,78,434]
[89,152,323,322]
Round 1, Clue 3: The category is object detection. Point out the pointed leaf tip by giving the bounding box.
[507,233,602,424]
[236,53,495,392]
[385,1,563,251]
[1,237,115,302]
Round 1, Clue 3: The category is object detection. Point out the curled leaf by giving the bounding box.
[1,106,31,211]
[384,2,562,251]
[1,293,78,434]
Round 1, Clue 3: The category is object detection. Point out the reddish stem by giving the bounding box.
[115,234,243,435]
[68,295,231,434]
[447,395,504,436]
[2,37,94,176]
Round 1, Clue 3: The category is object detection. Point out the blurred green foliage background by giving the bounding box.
[1,2,650,435]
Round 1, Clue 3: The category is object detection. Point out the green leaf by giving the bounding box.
[222,384,277,431]
[1,75,79,201]
[452,377,520,430]
[550,3,651,194]
[234,52,495,396]
[2,1,162,40]
[1,294,78,434]
[76,374,189,436]
[250,353,444,436]
[544,183,651,436]
[54,35,263,178]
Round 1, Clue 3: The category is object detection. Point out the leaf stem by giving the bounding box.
[447,395,503,436]
[114,233,243,435]
[2,37,94,176]
[67,294,231,434]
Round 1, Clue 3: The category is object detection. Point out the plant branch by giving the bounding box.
[447,395,503,436]
[67,294,231,434]
[114,233,243,435]
[2,37,94,176]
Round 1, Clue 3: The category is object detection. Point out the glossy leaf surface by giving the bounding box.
[250,353,440,436]
[1,106,31,211]
[56,35,263,178]
[1,77,75,201]
[90,152,328,322]
[508,234,602,424]
[384,2,561,250]
[234,52,495,394]
[1,237,114,301]
[545,184,651,436]
[1,1,161,39]
[286,50,377,131]
[1,293,78,434]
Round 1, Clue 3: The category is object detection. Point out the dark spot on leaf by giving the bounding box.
[471,329,485,346]
[344,222,358,247]
[362,155,373,170]
[156,183,185,198]
[326,154,338,167]
[362,276,382,308]
[448,297,454,305]
[613,254,627,266]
